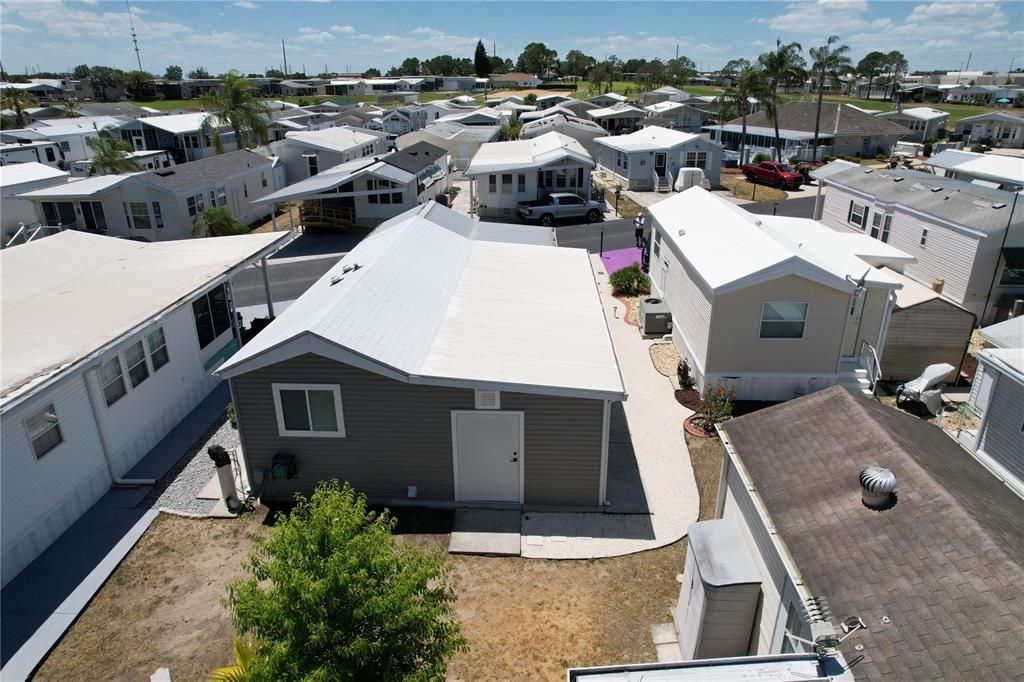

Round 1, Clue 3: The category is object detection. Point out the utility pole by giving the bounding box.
[126,2,143,72]
[282,39,289,76]
[675,43,679,61]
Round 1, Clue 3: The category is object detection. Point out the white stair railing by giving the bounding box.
[859,340,881,396]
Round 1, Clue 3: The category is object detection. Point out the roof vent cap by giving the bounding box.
[859,466,897,511]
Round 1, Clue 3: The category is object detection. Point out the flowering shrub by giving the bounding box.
[696,381,736,433]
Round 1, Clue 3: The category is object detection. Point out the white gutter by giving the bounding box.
[83,367,156,487]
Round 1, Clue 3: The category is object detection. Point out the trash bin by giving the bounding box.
[208,445,238,511]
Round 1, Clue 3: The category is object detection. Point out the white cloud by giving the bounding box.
[330,24,355,33]
[127,5,147,13]
[3,23,33,33]
[297,27,333,43]
[753,0,870,33]
[232,1,258,9]
[411,26,439,34]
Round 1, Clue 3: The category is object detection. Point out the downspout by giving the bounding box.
[83,368,156,487]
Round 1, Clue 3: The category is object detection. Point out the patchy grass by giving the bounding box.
[720,172,789,202]
[593,178,645,219]
[683,431,724,524]
[34,510,272,682]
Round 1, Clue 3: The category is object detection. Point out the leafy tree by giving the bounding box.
[72,64,92,79]
[666,56,697,86]
[719,65,772,166]
[123,70,155,99]
[225,481,467,680]
[517,42,557,76]
[488,55,508,74]
[473,41,491,78]
[1,87,38,128]
[86,130,140,175]
[200,71,270,153]
[498,119,522,141]
[720,58,751,84]
[562,49,596,81]
[61,100,82,118]
[363,67,381,78]
[855,52,883,100]
[188,66,211,79]
[809,35,851,161]
[588,63,609,94]
[522,93,537,106]
[398,57,421,76]
[759,40,804,160]
[192,207,248,237]
[881,50,908,101]
[164,64,183,81]
[265,68,285,78]
[90,66,124,102]
[603,55,623,91]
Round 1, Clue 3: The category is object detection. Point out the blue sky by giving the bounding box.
[2,1,1022,76]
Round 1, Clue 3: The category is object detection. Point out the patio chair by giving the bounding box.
[895,363,955,416]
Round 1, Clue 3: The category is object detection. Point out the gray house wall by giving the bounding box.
[880,299,974,380]
[230,353,605,506]
[978,371,1024,487]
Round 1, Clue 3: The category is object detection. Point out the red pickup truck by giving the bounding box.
[741,161,803,190]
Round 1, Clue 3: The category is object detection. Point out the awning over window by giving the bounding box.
[1003,247,1024,268]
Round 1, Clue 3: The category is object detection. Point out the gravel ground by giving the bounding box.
[650,342,679,376]
[141,416,239,516]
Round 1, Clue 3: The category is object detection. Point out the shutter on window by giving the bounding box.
[847,201,854,223]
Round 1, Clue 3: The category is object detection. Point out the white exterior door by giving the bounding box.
[841,290,865,358]
[453,411,522,502]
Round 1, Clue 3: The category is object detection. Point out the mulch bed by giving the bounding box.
[675,388,702,410]
[614,295,640,328]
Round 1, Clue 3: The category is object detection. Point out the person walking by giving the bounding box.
[634,212,646,247]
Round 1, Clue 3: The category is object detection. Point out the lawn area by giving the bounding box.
[720,172,789,202]
[776,92,1004,124]
[129,95,342,111]
[34,428,725,681]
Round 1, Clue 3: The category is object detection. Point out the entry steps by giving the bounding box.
[838,363,874,396]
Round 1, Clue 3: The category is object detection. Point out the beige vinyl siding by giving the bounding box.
[978,373,1024,489]
[881,299,974,380]
[707,275,848,375]
[655,224,714,375]
[231,353,605,506]
[721,465,787,655]
[822,185,993,317]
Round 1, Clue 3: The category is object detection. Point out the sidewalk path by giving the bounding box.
[519,255,699,559]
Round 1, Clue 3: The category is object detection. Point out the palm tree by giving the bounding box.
[758,40,803,160]
[200,71,270,153]
[809,35,852,162]
[209,637,259,681]
[192,207,248,237]
[86,130,140,176]
[1,87,38,128]
[61,100,81,118]
[718,66,772,166]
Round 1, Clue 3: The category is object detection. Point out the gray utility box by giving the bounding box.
[639,297,672,335]
[674,519,761,660]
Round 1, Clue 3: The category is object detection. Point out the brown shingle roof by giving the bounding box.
[491,72,539,82]
[728,101,910,138]
[721,385,1024,680]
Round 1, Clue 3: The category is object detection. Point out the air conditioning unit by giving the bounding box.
[639,297,672,335]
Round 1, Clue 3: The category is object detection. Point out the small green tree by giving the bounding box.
[498,120,522,141]
[192,207,248,237]
[609,263,651,297]
[522,93,537,106]
[225,481,467,680]
[86,130,140,175]
[752,151,771,163]
[696,381,736,434]
[1,87,37,128]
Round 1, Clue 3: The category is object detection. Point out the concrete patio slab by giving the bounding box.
[518,255,699,559]
[448,509,522,556]
[651,622,682,662]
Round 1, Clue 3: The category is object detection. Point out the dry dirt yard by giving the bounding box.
[36,440,724,682]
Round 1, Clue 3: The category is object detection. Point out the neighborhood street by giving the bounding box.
[555,218,636,252]
[740,194,817,218]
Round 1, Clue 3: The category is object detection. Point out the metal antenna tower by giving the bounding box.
[127,2,143,71]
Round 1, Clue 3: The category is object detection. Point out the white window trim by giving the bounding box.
[758,301,809,340]
[25,403,64,459]
[475,389,501,410]
[271,382,346,438]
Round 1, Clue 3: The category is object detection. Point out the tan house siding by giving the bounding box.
[881,299,974,380]
[707,275,848,375]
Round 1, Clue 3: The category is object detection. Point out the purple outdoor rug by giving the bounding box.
[600,246,643,274]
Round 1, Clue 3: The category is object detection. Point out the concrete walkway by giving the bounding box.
[0,384,230,679]
[517,256,699,559]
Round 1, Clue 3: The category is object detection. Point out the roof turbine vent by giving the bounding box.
[859,466,897,511]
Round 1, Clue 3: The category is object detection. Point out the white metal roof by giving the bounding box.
[595,127,703,152]
[137,112,215,134]
[978,347,1024,378]
[217,202,625,400]
[925,149,1024,185]
[589,93,627,103]
[979,315,1024,349]
[878,107,949,121]
[0,162,68,188]
[587,103,646,119]
[16,173,134,198]
[282,126,382,154]
[464,131,593,176]
[649,188,895,294]
[518,105,576,122]
[0,230,292,406]
[257,157,412,203]
[643,101,686,114]
[810,158,860,181]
